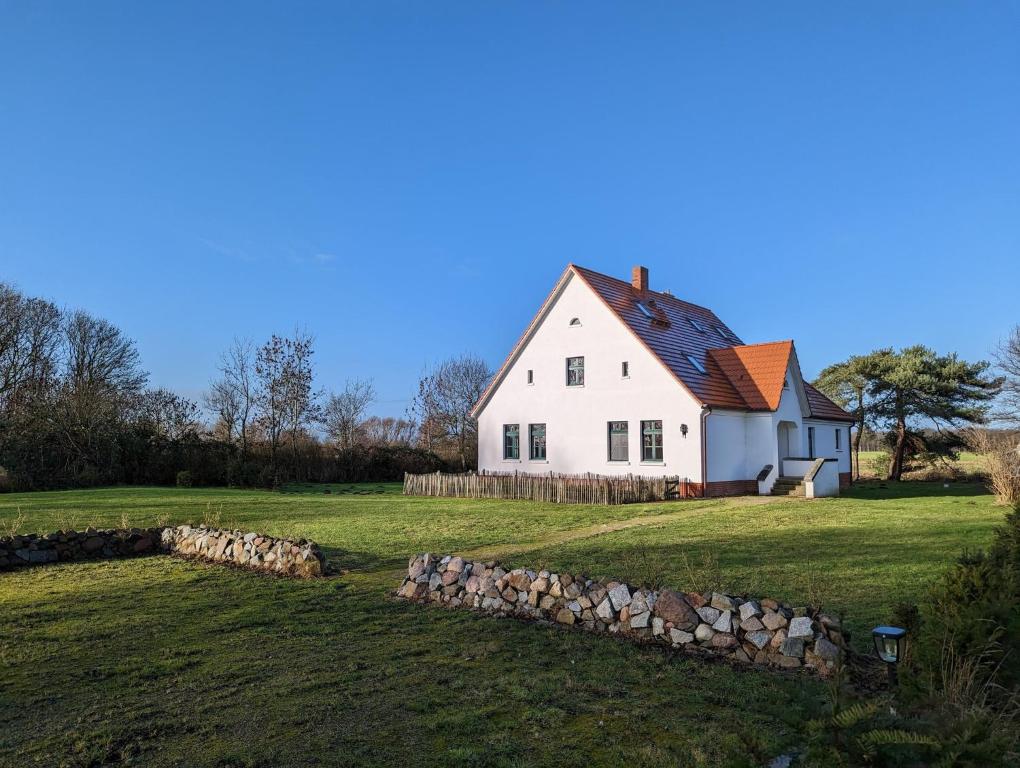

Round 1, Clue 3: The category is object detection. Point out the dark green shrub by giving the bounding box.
[902,509,1020,709]
[175,470,193,488]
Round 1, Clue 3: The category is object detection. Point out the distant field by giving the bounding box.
[0,481,1006,766]
[854,450,987,479]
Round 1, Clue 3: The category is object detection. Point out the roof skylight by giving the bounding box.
[686,354,707,374]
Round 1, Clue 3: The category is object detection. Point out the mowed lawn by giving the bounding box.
[0,481,1006,767]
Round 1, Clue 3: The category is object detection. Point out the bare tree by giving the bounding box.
[410,368,442,453]
[412,354,490,469]
[254,331,318,474]
[322,378,375,451]
[0,283,62,417]
[204,377,241,443]
[205,338,256,455]
[63,310,147,395]
[361,415,417,447]
[994,325,1020,426]
[50,310,147,474]
[134,388,201,442]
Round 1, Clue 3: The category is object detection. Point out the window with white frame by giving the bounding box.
[621,361,629,378]
[835,427,842,450]
[566,356,584,386]
[529,423,547,460]
[608,421,629,461]
[527,369,533,385]
[641,420,663,462]
[808,426,816,458]
[503,424,520,460]
[686,354,706,374]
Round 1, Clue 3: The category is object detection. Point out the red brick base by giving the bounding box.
[688,475,850,498]
[689,480,759,497]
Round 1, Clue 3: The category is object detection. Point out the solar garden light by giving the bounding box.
[872,625,907,684]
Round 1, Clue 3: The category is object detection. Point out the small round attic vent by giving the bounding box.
[569,318,581,327]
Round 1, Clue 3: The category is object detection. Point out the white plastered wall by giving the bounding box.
[476,273,705,479]
[803,420,853,475]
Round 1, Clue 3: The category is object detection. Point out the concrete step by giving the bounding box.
[770,476,806,496]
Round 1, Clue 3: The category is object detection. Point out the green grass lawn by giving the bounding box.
[0,481,1006,767]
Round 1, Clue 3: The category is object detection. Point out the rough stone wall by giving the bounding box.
[1,525,326,578]
[398,554,847,675]
[0,527,162,570]
[161,525,325,577]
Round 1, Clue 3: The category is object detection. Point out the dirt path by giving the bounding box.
[457,494,784,562]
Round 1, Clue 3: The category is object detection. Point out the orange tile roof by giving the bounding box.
[707,341,793,411]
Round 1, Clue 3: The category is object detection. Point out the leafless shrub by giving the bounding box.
[0,508,25,538]
[202,503,222,529]
[677,549,724,595]
[965,428,1020,505]
[56,511,79,533]
[618,543,670,590]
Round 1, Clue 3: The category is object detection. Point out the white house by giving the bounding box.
[471,264,854,497]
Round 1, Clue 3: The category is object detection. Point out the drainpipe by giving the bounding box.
[700,406,712,497]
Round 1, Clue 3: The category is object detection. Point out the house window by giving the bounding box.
[621,361,629,378]
[835,428,842,451]
[641,420,663,462]
[689,318,707,333]
[529,424,547,460]
[527,369,533,385]
[569,317,581,327]
[608,421,629,461]
[686,354,707,374]
[566,356,584,386]
[636,302,654,319]
[783,377,789,390]
[503,424,520,460]
[808,426,816,459]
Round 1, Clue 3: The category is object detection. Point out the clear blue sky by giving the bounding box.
[2,2,1017,415]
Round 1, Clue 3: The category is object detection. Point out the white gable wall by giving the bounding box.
[477,273,705,479]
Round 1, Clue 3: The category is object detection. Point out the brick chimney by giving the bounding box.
[631,265,648,292]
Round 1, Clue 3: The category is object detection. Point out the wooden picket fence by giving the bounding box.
[403,471,695,505]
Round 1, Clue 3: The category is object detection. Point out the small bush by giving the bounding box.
[866,451,890,478]
[175,470,193,488]
[899,506,1020,719]
[966,429,1020,505]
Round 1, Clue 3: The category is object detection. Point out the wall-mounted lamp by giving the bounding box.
[680,423,688,438]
